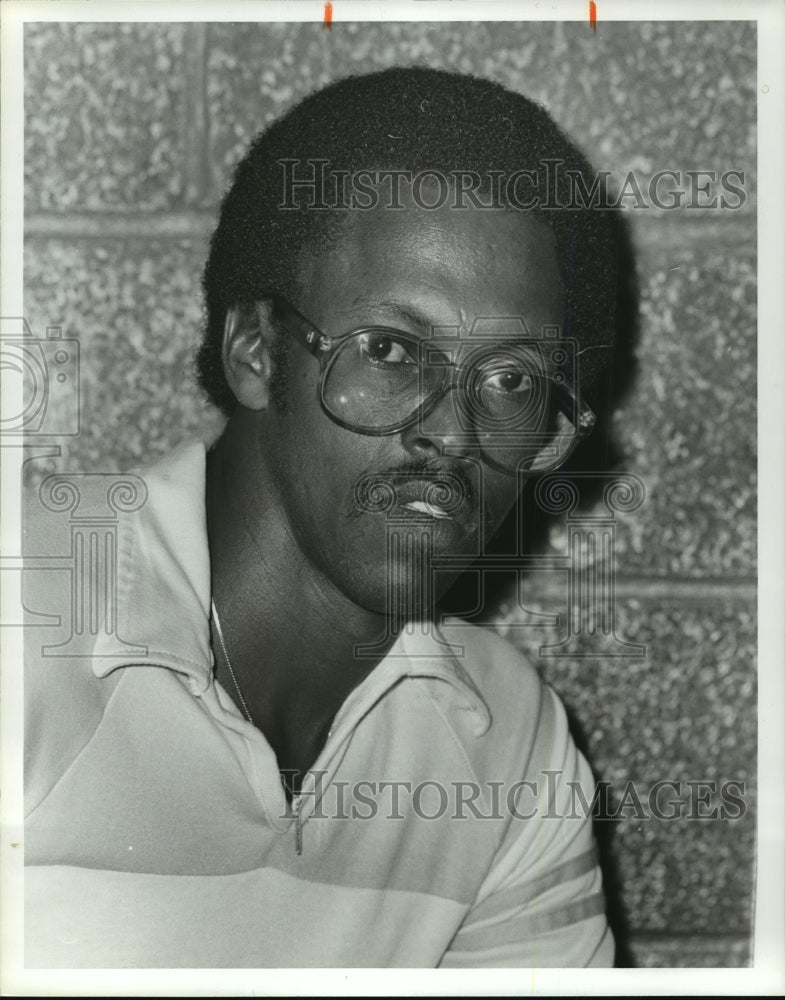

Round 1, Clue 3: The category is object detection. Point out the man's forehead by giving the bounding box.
[336,188,558,251]
[335,295,537,341]
[295,195,565,328]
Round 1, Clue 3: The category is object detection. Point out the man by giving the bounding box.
[24,68,621,967]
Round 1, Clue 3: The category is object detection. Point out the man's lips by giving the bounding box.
[400,499,453,520]
[353,469,474,521]
[392,475,466,517]
[392,478,464,520]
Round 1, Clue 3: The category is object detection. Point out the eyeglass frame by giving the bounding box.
[269,295,597,475]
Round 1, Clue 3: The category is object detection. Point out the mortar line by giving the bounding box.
[25,210,755,245]
[181,24,211,207]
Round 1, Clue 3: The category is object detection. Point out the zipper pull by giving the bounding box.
[293,795,303,856]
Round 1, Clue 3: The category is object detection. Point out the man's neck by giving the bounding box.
[205,415,398,793]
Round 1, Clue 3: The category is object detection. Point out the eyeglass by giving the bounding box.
[271,296,596,475]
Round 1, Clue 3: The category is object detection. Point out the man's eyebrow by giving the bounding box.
[349,298,443,333]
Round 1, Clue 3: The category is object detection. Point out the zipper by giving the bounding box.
[291,724,337,856]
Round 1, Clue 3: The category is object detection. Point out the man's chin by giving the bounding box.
[326,516,486,619]
[347,568,465,624]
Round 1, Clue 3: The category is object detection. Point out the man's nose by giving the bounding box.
[399,387,476,462]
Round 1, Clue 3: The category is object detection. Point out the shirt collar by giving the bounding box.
[90,440,490,730]
[90,441,213,692]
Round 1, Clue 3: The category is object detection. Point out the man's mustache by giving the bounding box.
[350,458,477,518]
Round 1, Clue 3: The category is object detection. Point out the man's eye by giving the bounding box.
[482,366,534,395]
[359,332,416,365]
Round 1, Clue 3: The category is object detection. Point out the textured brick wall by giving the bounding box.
[23,20,757,967]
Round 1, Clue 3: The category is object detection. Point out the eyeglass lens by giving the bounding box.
[321,330,580,472]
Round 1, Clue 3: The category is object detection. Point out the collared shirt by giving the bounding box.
[23,442,613,968]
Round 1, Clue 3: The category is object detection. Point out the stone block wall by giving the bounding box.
[23,19,757,967]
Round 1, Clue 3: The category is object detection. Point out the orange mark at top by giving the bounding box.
[323,2,333,30]
[589,0,597,33]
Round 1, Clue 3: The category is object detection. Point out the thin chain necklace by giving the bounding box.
[210,598,254,725]
[212,599,304,853]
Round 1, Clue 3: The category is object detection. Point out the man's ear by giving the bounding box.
[221,300,276,411]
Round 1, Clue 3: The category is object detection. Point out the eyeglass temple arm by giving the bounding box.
[550,378,596,438]
[271,297,332,359]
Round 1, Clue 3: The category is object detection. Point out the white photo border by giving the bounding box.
[2,1,782,995]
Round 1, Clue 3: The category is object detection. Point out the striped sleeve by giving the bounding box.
[439,686,614,968]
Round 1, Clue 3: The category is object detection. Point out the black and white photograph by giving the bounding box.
[1,0,782,993]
